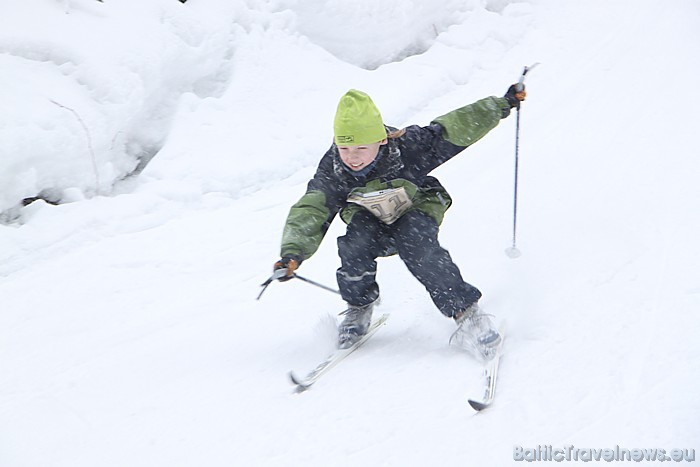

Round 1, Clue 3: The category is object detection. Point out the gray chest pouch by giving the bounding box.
[347,187,413,225]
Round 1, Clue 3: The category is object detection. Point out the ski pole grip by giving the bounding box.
[515,67,528,92]
[272,268,289,280]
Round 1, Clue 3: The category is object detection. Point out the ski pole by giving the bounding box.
[257,268,288,300]
[257,269,340,300]
[505,63,539,259]
[292,273,341,296]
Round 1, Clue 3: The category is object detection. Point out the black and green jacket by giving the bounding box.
[280,96,511,261]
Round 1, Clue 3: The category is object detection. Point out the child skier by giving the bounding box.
[273,84,525,360]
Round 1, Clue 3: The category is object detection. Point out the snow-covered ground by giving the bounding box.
[1,0,699,465]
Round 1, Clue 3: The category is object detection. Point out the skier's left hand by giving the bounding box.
[273,254,301,282]
[504,84,527,109]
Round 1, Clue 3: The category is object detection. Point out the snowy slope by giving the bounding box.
[1,0,699,466]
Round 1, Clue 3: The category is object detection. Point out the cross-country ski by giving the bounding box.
[468,326,506,411]
[290,314,389,391]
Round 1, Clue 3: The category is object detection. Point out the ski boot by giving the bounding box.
[449,303,501,361]
[338,300,376,349]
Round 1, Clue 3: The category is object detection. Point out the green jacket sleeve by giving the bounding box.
[280,190,332,260]
[431,96,510,147]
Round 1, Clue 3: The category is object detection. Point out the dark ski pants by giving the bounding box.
[336,210,481,318]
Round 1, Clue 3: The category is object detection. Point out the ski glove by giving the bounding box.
[273,254,302,282]
[504,84,527,109]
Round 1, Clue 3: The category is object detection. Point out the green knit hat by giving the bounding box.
[333,89,387,146]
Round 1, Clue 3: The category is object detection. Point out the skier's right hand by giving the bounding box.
[273,255,301,282]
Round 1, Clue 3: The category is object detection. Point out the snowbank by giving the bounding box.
[0,0,234,212]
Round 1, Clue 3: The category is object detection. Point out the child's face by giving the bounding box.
[338,139,387,172]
